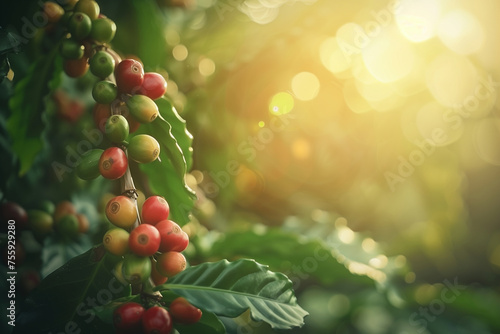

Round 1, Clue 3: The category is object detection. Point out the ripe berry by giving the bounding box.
[156,251,186,277]
[1,202,28,231]
[138,72,167,100]
[125,95,158,123]
[76,148,104,180]
[93,103,111,132]
[141,196,169,226]
[63,57,89,78]
[128,134,160,164]
[150,258,168,286]
[155,220,189,253]
[169,297,202,324]
[103,228,129,256]
[92,80,117,104]
[142,306,172,334]
[105,195,137,229]
[74,0,100,20]
[99,147,128,179]
[90,17,116,43]
[122,254,151,284]
[68,12,92,40]
[105,115,129,144]
[129,224,160,256]
[89,51,115,78]
[113,302,145,333]
[115,59,144,94]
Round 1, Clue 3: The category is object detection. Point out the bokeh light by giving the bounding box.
[291,72,320,101]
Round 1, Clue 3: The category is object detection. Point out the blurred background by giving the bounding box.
[3,0,500,333]
[154,0,500,283]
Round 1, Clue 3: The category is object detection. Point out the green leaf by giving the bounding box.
[138,98,196,225]
[206,228,374,287]
[7,48,62,175]
[155,98,194,170]
[157,259,308,330]
[175,310,226,334]
[14,245,131,334]
[128,0,168,68]
[40,234,94,278]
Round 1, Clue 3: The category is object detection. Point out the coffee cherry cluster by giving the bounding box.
[28,200,89,240]
[90,57,166,143]
[113,297,202,334]
[103,196,189,285]
[43,0,117,78]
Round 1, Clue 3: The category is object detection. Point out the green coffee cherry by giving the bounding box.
[90,18,117,44]
[128,134,160,164]
[125,95,158,123]
[105,115,129,143]
[55,214,79,239]
[74,0,100,20]
[68,12,92,40]
[76,149,104,180]
[92,81,117,104]
[60,39,84,59]
[122,254,152,284]
[89,51,115,79]
[28,210,54,237]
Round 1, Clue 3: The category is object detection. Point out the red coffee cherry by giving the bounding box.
[129,224,161,257]
[169,297,202,324]
[63,57,89,78]
[93,103,111,132]
[156,251,186,277]
[141,196,169,226]
[1,201,28,231]
[113,302,145,333]
[115,59,144,94]
[150,258,168,286]
[138,72,167,100]
[155,220,189,253]
[99,147,128,179]
[142,306,172,334]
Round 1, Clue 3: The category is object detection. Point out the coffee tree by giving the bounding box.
[0,1,312,333]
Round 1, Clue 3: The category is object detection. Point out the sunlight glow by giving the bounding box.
[199,58,216,76]
[426,53,478,107]
[172,44,188,61]
[396,0,442,43]
[362,26,415,83]
[338,227,355,244]
[291,72,320,101]
[269,92,294,115]
[320,37,351,74]
[437,9,484,55]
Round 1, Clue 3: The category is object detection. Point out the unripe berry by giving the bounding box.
[105,195,137,229]
[103,228,130,256]
[128,134,160,164]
